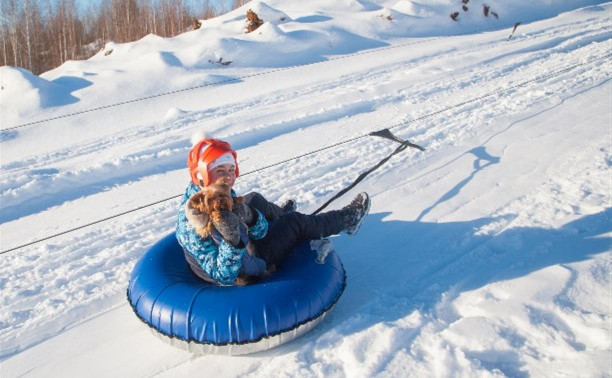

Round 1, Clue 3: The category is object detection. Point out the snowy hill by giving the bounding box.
[1,0,610,377]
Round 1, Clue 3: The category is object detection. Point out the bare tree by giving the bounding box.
[1,25,8,66]
[199,0,218,20]
[23,0,34,69]
[0,0,10,66]
[232,0,248,10]
[4,0,21,67]
[1,0,230,75]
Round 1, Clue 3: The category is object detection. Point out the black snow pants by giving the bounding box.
[244,192,346,266]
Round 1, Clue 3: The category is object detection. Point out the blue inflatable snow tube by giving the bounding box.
[127,233,346,355]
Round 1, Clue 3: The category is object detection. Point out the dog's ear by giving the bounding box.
[186,192,211,232]
[205,193,218,213]
[189,192,207,213]
[195,191,206,204]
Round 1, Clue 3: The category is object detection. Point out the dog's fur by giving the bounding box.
[188,177,244,239]
[234,264,276,286]
[188,178,274,285]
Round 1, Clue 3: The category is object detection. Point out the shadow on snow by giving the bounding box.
[272,207,610,375]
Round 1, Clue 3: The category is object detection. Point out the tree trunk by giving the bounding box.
[1,27,8,67]
[24,0,34,70]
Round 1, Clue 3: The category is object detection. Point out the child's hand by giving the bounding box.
[211,210,249,248]
[232,202,256,226]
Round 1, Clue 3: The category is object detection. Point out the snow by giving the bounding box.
[1,0,610,377]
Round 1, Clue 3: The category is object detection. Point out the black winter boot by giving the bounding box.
[281,199,297,213]
[341,192,370,235]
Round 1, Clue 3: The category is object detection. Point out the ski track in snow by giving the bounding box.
[0,3,610,377]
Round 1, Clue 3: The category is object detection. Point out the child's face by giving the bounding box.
[205,163,236,188]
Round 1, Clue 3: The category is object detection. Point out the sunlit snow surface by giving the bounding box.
[1,1,610,377]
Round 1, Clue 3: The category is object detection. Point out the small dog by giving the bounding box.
[188,177,244,239]
[186,178,275,285]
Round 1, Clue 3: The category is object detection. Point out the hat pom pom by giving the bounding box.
[190,130,208,146]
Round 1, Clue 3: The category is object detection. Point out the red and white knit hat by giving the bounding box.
[187,133,239,186]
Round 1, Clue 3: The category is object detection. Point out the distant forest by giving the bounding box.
[1,0,248,75]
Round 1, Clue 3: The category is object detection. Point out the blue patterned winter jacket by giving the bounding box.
[176,182,268,285]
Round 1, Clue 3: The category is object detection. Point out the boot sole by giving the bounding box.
[346,194,371,235]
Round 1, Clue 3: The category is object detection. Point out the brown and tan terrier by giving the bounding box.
[188,177,244,240]
[186,178,276,285]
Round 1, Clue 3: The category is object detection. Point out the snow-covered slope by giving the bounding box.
[1,1,610,377]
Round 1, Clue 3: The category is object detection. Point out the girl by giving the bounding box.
[176,137,370,285]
